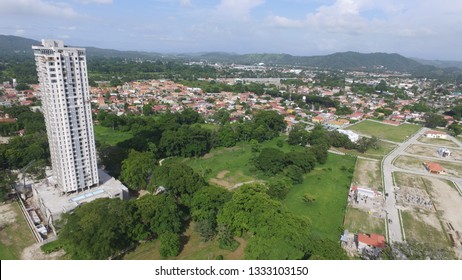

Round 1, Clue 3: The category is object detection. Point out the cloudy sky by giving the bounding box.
[1,0,461,60]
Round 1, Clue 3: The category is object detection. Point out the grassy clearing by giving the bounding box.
[283,153,356,241]
[343,207,385,236]
[0,202,36,260]
[124,222,245,260]
[352,158,382,191]
[93,125,132,146]
[401,211,448,246]
[174,136,300,188]
[417,136,459,147]
[348,120,421,142]
[332,140,396,160]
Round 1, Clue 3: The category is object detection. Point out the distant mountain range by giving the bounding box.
[1,34,462,78]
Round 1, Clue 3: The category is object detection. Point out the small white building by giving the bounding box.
[437,147,451,158]
[338,129,360,143]
[424,130,447,139]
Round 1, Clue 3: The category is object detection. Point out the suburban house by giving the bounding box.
[424,130,447,139]
[424,162,445,174]
[355,233,386,250]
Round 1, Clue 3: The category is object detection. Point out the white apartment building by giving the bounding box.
[33,40,98,193]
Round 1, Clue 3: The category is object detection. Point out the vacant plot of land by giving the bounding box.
[124,222,245,260]
[406,145,462,161]
[0,202,36,260]
[93,125,133,146]
[352,158,382,191]
[284,154,356,241]
[394,155,462,178]
[348,120,421,142]
[401,210,448,247]
[343,207,386,236]
[417,136,460,148]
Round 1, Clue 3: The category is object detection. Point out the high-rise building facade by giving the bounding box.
[33,40,98,193]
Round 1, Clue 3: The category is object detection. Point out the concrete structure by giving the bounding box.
[338,129,360,143]
[424,130,447,139]
[33,40,98,193]
[32,169,129,229]
[437,147,451,158]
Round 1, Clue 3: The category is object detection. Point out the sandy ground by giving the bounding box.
[21,243,66,260]
[352,159,382,191]
[406,145,462,161]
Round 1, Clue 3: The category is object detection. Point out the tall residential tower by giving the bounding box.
[33,40,98,193]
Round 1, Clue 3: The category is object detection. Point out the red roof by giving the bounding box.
[425,162,444,173]
[357,233,385,248]
[425,130,446,135]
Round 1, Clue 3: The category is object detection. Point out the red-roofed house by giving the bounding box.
[355,233,385,250]
[349,111,364,121]
[424,162,445,174]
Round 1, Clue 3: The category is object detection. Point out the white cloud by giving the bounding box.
[59,26,77,31]
[216,0,264,19]
[76,0,113,4]
[0,0,79,18]
[14,29,25,35]
[180,0,191,7]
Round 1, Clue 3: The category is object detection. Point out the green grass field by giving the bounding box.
[0,202,36,260]
[283,153,356,241]
[343,207,386,236]
[93,125,132,146]
[348,120,421,143]
[173,136,300,188]
[332,140,396,160]
[401,211,448,246]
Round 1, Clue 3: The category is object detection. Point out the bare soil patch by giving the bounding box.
[352,158,382,191]
[0,204,17,227]
[21,243,66,260]
[216,170,230,179]
[209,178,233,189]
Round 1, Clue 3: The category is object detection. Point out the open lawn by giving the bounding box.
[343,207,386,236]
[0,202,36,260]
[124,222,245,260]
[93,125,132,146]
[348,120,421,143]
[417,136,460,148]
[174,136,300,189]
[283,153,356,241]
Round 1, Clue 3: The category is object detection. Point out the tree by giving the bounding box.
[254,147,286,175]
[0,170,17,202]
[120,150,156,190]
[288,126,309,146]
[159,232,181,258]
[266,176,293,200]
[59,198,136,259]
[253,110,286,139]
[191,186,232,240]
[133,194,183,238]
[424,113,447,128]
[448,122,462,136]
[149,163,206,207]
[375,80,388,93]
[283,165,304,184]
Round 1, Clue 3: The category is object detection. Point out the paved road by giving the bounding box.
[382,127,462,245]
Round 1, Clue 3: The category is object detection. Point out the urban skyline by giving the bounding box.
[1,0,462,60]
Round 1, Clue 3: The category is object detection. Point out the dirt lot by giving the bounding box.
[0,203,17,228]
[417,136,460,147]
[394,172,462,258]
[406,145,462,161]
[352,158,382,191]
[394,155,462,178]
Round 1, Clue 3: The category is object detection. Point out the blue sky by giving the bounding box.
[1,0,461,60]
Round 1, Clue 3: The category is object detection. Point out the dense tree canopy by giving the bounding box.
[120,150,156,190]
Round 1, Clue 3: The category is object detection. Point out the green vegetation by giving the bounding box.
[0,202,36,259]
[343,207,386,236]
[401,211,447,247]
[348,120,421,142]
[332,140,396,160]
[93,125,132,145]
[284,153,356,240]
